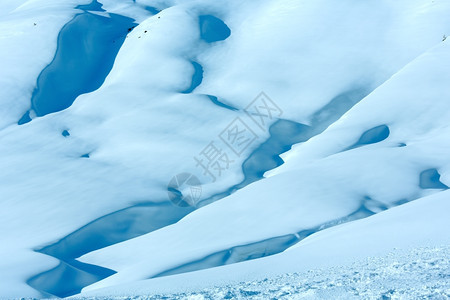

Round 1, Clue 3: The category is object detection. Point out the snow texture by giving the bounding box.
[0,0,450,298]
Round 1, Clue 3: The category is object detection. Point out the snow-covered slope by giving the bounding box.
[0,0,449,298]
[74,189,450,298]
[78,36,450,290]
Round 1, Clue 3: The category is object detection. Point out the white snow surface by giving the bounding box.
[75,248,450,299]
[0,0,449,298]
[76,189,450,298]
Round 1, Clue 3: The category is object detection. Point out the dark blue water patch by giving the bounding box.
[347,125,390,150]
[37,201,194,262]
[181,61,203,94]
[69,259,115,277]
[152,234,301,278]
[30,201,194,297]
[393,198,409,206]
[130,0,162,15]
[361,195,389,213]
[143,6,160,15]
[27,260,115,298]
[310,89,370,130]
[62,130,70,137]
[397,142,407,147]
[28,87,373,294]
[18,110,32,125]
[167,187,186,206]
[31,12,136,116]
[206,95,238,111]
[238,120,312,186]
[345,204,375,220]
[199,15,231,43]
[199,89,372,206]
[81,153,90,158]
[357,125,390,145]
[76,0,105,12]
[198,119,312,207]
[318,198,383,230]
[152,196,390,279]
[198,88,372,207]
[419,168,448,189]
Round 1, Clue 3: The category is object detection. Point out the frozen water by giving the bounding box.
[62,130,71,137]
[153,234,300,279]
[30,201,194,296]
[199,88,370,206]
[181,61,203,94]
[76,190,450,298]
[38,202,192,261]
[419,169,448,189]
[28,260,115,298]
[76,0,104,12]
[17,111,32,125]
[199,15,231,43]
[205,95,238,111]
[238,120,312,186]
[31,7,135,116]
[349,125,390,149]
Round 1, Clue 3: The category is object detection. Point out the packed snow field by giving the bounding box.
[74,247,450,300]
[0,0,449,298]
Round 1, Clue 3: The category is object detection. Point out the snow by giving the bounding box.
[78,35,450,290]
[75,247,450,299]
[74,189,450,298]
[0,0,449,298]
